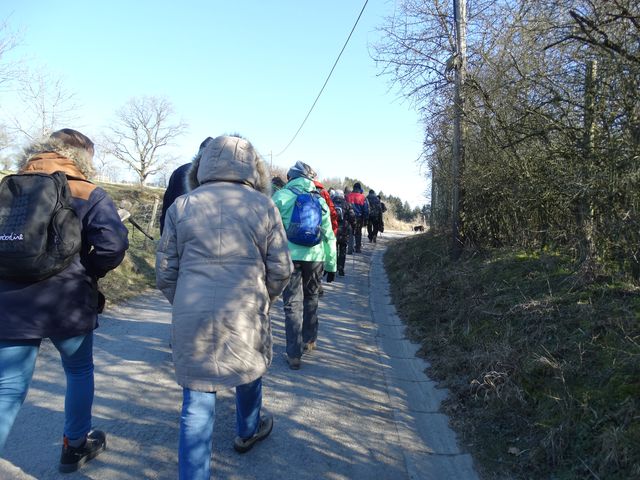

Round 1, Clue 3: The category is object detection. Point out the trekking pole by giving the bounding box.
[118,208,155,241]
[128,217,155,241]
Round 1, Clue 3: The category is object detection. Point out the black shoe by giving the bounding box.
[283,353,301,370]
[59,430,106,473]
[355,248,361,253]
[338,269,345,276]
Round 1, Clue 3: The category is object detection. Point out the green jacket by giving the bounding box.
[272,177,337,273]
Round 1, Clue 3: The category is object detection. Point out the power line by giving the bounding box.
[275,0,369,157]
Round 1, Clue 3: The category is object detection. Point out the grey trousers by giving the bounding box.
[282,260,324,359]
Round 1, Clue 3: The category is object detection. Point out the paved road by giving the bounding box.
[1,232,479,480]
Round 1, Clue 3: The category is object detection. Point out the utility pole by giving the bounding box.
[430,165,437,230]
[451,0,467,259]
[577,60,598,264]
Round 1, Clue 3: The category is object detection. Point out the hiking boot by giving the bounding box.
[338,268,345,276]
[234,414,274,453]
[303,340,317,353]
[286,355,301,370]
[355,247,362,253]
[59,430,106,473]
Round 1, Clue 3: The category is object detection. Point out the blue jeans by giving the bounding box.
[0,334,94,453]
[178,377,263,480]
[282,261,324,359]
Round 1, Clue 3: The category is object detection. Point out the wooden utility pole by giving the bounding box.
[577,60,598,263]
[451,0,467,259]
[430,165,437,230]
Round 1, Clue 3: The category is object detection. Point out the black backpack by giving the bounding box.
[333,198,353,243]
[368,196,381,218]
[0,171,82,282]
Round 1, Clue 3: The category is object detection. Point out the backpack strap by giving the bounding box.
[287,186,303,196]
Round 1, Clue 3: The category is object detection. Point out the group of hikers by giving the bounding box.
[270,166,387,277]
[0,131,386,479]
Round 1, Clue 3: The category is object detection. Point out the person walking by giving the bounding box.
[156,134,292,480]
[345,182,369,253]
[0,129,129,472]
[330,189,356,276]
[314,179,338,236]
[159,137,214,235]
[378,195,387,234]
[366,189,383,243]
[272,161,337,369]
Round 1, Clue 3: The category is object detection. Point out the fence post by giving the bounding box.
[144,196,160,248]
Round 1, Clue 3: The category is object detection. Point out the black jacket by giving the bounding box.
[160,163,191,235]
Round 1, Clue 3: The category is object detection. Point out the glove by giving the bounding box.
[326,272,335,283]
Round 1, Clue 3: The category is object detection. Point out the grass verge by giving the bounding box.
[97,183,160,306]
[383,231,640,480]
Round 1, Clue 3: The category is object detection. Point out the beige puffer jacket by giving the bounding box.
[156,135,293,392]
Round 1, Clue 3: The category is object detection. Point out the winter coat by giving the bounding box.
[156,136,293,392]
[313,180,338,235]
[0,139,129,340]
[345,188,369,221]
[272,177,337,273]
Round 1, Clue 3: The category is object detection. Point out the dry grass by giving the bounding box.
[384,231,640,480]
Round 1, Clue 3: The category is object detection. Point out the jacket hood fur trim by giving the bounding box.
[186,135,271,196]
[18,136,95,179]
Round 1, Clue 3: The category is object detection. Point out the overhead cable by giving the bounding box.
[275,0,369,157]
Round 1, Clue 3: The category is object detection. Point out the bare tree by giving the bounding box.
[10,68,79,141]
[105,96,187,186]
[0,18,20,95]
[0,19,21,160]
[91,138,119,183]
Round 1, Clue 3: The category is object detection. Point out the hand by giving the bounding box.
[326,272,335,283]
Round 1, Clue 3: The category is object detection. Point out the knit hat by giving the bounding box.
[331,189,345,199]
[287,161,316,180]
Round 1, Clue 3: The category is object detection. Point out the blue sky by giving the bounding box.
[1,1,428,208]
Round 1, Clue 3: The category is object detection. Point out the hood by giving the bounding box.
[18,136,95,179]
[187,135,271,195]
[285,176,316,192]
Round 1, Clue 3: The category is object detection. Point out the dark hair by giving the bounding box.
[50,128,94,157]
[272,176,286,189]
